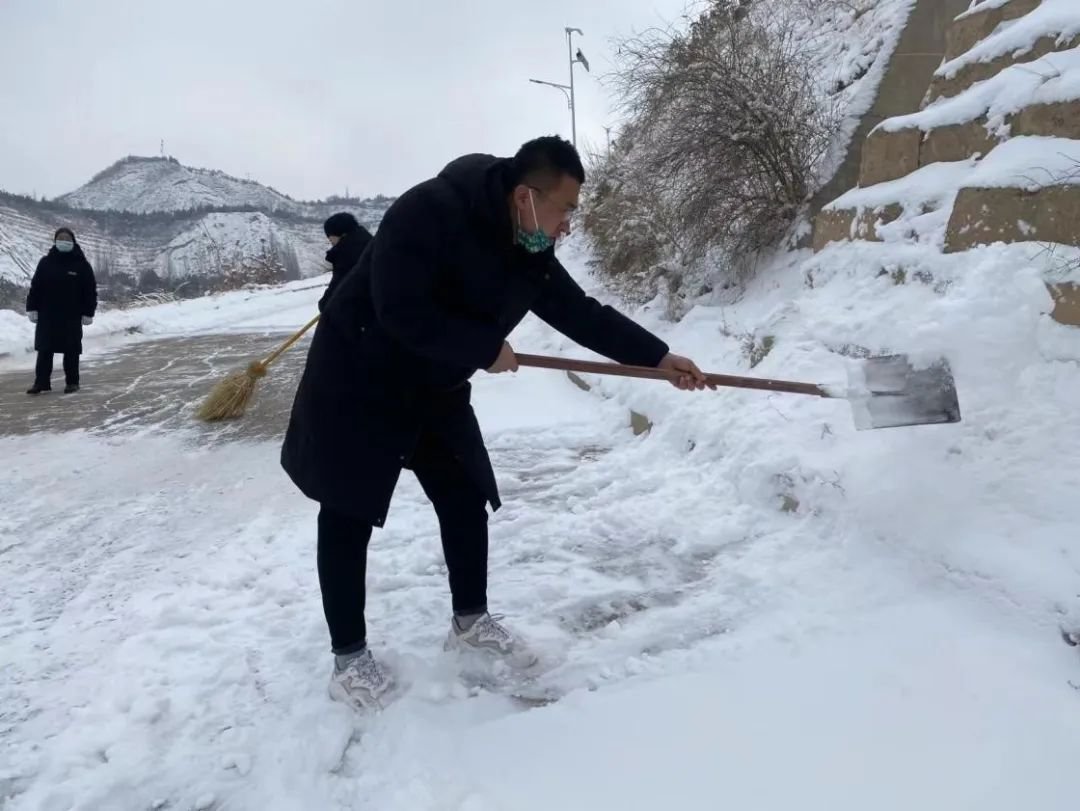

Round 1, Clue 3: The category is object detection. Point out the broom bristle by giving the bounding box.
[195,360,267,422]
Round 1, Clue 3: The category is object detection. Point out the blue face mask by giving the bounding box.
[516,189,554,254]
[55,240,74,253]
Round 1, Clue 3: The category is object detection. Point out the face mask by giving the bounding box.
[516,190,553,254]
[55,240,74,253]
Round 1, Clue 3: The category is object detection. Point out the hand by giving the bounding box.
[81,316,93,326]
[27,311,37,323]
[486,341,519,374]
[658,352,714,391]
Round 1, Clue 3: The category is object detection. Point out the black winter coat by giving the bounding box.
[25,245,98,354]
[318,227,373,312]
[280,154,669,526]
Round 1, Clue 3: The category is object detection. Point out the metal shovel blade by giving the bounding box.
[845,354,962,430]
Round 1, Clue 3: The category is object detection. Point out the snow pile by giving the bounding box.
[824,157,972,214]
[882,46,1080,135]
[0,308,31,358]
[937,0,1080,81]
[968,133,1080,187]
[543,230,1080,622]
[824,135,1080,241]
[959,0,1016,18]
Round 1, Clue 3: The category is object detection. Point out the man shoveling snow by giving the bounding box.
[281,135,710,711]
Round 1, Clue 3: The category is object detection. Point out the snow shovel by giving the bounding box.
[514,352,961,431]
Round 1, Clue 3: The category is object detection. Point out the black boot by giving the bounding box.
[26,383,51,395]
[64,383,80,394]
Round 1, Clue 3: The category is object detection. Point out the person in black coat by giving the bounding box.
[280,135,711,710]
[318,212,373,312]
[25,227,98,395]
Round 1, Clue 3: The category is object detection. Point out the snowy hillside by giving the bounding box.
[57,156,299,214]
[56,155,392,220]
[0,196,370,309]
[0,157,392,309]
[799,0,920,190]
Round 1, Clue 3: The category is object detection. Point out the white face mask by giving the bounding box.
[55,240,74,253]
[516,189,554,253]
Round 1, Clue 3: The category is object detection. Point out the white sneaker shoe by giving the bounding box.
[328,648,394,710]
[445,612,538,670]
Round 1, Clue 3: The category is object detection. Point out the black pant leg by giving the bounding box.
[63,353,80,385]
[317,504,374,654]
[34,352,53,388]
[411,432,490,615]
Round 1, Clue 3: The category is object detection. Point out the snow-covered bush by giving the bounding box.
[583,0,842,304]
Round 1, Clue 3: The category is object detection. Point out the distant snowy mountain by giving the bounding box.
[57,156,301,214]
[0,156,393,309]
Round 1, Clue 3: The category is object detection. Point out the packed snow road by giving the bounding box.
[0,333,307,442]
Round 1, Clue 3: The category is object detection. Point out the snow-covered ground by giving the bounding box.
[0,276,330,368]
[3,228,1079,809]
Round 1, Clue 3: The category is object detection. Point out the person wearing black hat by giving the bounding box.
[281,135,712,712]
[319,212,373,312]
[25,227,98,395]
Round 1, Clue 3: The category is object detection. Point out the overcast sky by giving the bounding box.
[0,0,697,202]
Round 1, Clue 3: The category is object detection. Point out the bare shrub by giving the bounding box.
[581,126,693,305]
[583,0,840,302]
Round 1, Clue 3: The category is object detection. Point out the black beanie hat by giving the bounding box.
[323,212,361,238]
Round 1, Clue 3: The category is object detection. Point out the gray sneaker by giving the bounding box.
[328,648,393,710]
[445,612,538,670]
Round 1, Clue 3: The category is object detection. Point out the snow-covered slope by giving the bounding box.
[802,0,919,190]
[0,196,369,308]
[0,156,392,309]
[57,156,300,214]
[56,155,392,220]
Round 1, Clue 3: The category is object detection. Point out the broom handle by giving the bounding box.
[514,353,830,398]
[261,314,321,368]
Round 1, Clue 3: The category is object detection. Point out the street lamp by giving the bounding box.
[528,26,590,148]
[528,78,572,109]
[565,27,589,148]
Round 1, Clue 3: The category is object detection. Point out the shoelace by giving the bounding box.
[474,613,512,644]
[343,653,385,687]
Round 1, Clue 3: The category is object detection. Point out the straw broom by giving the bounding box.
[195,313,320,421]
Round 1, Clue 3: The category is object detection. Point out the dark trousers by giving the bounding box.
[317,431,490,654]
[35,352,80,388]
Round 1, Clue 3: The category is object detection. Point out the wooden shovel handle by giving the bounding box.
[514,353,830,398]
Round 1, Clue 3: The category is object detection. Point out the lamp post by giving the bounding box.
[528,78,572,108]
[565,27,589,149]
[528,27,589,148]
